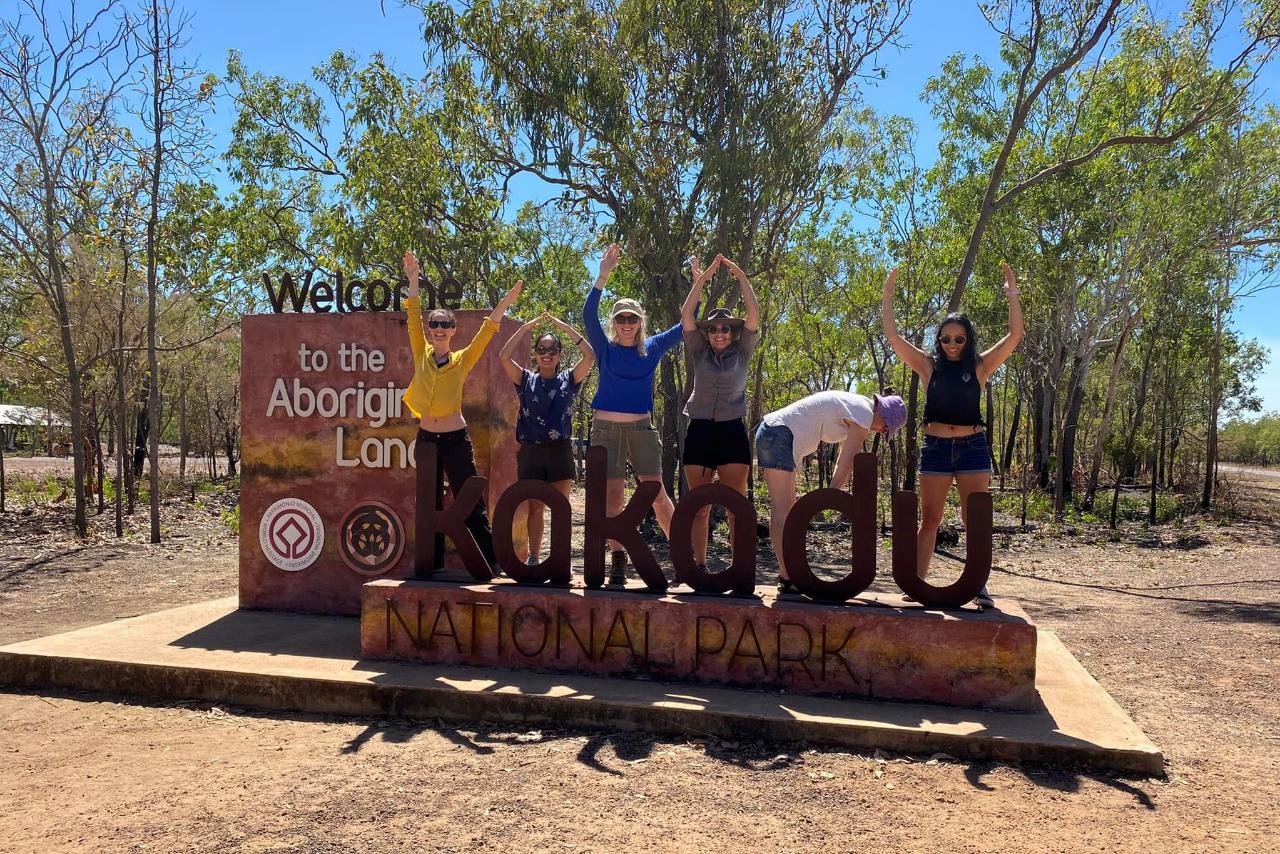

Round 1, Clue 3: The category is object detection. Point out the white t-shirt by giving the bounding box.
[763,390,873,465]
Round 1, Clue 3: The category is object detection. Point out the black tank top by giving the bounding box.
[923,358,983,426]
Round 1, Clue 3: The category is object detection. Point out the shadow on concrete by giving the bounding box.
[171,608,361,660]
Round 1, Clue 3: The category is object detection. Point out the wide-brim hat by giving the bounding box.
[698,307,745,331]
[609,298,646,320]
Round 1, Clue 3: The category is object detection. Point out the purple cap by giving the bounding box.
[874,394,908,438]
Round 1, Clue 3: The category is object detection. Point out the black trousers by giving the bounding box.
[415,427,496,570]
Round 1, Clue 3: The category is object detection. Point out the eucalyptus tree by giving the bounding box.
[0,0,138,535]
[929,0,1280,312]
[415,0,910,490]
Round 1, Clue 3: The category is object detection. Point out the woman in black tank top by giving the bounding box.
[881,263,1024,605]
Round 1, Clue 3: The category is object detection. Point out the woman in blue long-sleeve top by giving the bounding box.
[583,243,686,586]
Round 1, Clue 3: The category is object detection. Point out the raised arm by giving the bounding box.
[548,314,596,385]
[487,279,523,325]
[979,262,1025,382]
[682,255,717,331]
[457,279,522,373]
[583,244,619,351]
[831,420,871,491]
[402,251,426,359]
[499,312,544,385]
[720,255,759,331]
[881,267,933,378]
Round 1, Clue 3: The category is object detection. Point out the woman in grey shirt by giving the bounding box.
[679,253,760,572]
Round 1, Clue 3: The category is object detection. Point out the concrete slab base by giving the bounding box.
[0,598,1163,775]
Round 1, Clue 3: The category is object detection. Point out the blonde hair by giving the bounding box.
[607,311,648,356]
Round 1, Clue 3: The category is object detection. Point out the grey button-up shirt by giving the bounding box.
[682,327,759,421]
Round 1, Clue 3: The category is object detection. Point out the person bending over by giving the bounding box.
[755,390,906,593]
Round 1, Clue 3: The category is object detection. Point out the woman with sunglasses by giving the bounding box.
[498,311,595,563]
[680,253,760,573]
[402,250,522,576]
[881,263,1023,606]
[584,243,687,587]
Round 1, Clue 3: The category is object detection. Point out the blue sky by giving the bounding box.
[74,0,1280,413]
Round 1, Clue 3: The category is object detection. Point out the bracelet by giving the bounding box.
[575,337,584,346]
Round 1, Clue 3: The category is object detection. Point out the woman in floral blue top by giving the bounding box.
[499,311,596,562]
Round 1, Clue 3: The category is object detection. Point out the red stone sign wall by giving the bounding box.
[239,312,524,615]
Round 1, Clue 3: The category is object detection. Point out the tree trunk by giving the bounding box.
[1002,396,1021,475]
[1202,292,1224,508]
[903,371,921,491]
[179,378,189,482]
[145,0,164,543]
[1124,331,1159,483]
[1054,353,1090,517]
[224,427,238,477]
[986,382,999,475]
[132,375,149,480]
[658,355,679,499]
[94,405,105,515]
[1083,311,1137,510]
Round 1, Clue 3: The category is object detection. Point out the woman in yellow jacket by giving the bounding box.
[402,251,522,574]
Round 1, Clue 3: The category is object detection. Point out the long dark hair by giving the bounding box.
[534,331,563,374]
[932,312,981,373]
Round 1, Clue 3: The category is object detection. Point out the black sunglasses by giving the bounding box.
[534,345,561,355]
[614,313,640,324]
[427,319,455,329]
[939,334,966,345]
[704,324,734,335]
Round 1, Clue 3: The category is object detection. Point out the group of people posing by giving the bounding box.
[399,244,1023,605]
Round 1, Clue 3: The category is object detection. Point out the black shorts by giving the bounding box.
[682,418,751,470]
[517,440,576,482]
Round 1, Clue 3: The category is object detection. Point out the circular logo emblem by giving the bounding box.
[259,497,325,571]
[338,501,405,576]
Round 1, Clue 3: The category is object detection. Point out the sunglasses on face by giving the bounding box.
[939,334,966,345]
[614,314,640,325]
[427,319,455,329]
[534,346,561,355]
[704,324,733,335]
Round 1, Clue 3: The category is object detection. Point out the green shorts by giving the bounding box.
[589,418,662,479]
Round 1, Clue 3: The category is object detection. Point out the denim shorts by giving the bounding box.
[919,432,993,476]
[754,422,796,472]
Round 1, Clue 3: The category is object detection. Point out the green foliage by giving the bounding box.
[221,506,240,535]
[1221,412,1280,465]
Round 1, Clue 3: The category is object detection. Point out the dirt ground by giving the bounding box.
[1,470,1278,853]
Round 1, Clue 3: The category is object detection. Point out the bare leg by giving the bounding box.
[526,499,546,559]
[762,466,797,581]
[636,473,674,539]
[955,472,991,531]
[716,463,750,558]
[917,474,954,579]
[684,465,715,565]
